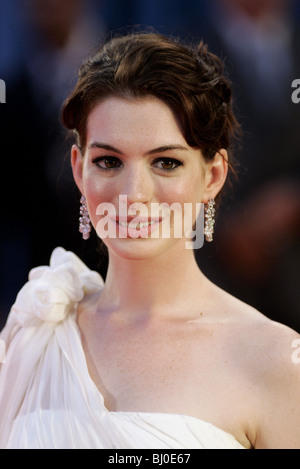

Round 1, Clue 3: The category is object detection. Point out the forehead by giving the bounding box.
[85,96,187,147]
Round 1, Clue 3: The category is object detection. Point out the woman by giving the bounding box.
[0,32,299,449]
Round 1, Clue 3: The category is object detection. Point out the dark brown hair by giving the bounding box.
[61,32,239,165]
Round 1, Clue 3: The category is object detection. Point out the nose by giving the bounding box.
[120,162,153,206]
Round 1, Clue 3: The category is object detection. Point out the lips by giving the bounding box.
[117,220,157,229]
[111,216,164,238]
[115,217,161,229]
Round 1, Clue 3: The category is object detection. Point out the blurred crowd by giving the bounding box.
[0,0,299,331]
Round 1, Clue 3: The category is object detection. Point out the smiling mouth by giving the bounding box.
[117,220,158,229]
[112,216,164,238]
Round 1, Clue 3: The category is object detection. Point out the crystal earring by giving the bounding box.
[79,195,91,240]
[204,198,215,242]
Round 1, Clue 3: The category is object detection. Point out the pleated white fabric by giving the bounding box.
[0,247,246,449]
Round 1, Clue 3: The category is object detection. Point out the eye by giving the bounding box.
[152,158,184,172]
[92,156,123,171]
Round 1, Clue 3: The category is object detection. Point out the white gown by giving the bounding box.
[0,247,246,449]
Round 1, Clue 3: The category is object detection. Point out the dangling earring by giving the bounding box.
[79,195,91,240]
[204,198,215,242]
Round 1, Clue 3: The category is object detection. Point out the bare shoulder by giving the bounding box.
[242,310,300,380]
[219,287,300,449]
[213,282,300,372]
[206,282,300,448]
[208,279,299,341]
[250,318,300,449]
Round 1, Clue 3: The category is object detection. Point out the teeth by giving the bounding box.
[118,221,156,228]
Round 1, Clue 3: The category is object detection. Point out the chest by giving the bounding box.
[78,316,235,414]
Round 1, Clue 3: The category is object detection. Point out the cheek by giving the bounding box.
[158,178,203,232]
[82,174,116,225]
[162,177,202,205]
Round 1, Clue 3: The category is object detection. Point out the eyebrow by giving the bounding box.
[88,142,189,155]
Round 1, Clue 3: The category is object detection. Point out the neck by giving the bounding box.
[98,240,207,321]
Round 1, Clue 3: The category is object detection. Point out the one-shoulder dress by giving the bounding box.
[0,248,246,449]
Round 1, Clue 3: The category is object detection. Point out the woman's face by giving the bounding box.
[72,96,227,260]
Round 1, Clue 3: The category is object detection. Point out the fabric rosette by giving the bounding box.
[10,247,103,327]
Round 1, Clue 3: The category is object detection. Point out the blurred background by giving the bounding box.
[0,0,299,331]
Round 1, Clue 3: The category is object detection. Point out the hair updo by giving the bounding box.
[62,31,239,167]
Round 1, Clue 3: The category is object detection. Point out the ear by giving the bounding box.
[71,144,84,195]
[202,149,228,203]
